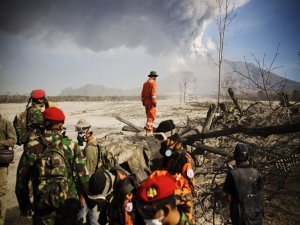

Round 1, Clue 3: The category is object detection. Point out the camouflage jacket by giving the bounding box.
[26,103,44,138]
[15,130,90,214]
[0,115,17,150]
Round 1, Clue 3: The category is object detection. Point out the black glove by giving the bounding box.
[153,102,157,107]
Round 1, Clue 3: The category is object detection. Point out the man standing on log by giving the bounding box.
[216,143,264,225]
[141,71,158,136]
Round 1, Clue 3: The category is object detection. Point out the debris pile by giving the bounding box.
[177,89,300,224]
[111,89,300,224]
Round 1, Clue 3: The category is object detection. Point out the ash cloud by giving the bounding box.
[0,0,219,55]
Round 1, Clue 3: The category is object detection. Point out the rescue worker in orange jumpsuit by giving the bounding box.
[153,120,196,223]
[141,71,158,135]
[87,166,143,225]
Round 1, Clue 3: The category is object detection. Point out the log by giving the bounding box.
[113,114,144,132]
[219,102,229,115]
[184,122,300,142]
[191,142,233,157]
[228,88,243,115]
[279,92,290,107]
[202,103,217,133]
[122,125,139,132]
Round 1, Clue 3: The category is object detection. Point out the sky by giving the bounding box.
[0,0,299,96]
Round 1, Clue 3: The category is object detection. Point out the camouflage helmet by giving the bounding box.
[234,143,249,162]
[75,119,91,132]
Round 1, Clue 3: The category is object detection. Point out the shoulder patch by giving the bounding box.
[124,202,133,212]
[186,168,194,179]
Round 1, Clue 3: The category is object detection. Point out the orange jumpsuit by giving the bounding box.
[159,139,196,223]
[148,170,195,223]
[141,77,157,132]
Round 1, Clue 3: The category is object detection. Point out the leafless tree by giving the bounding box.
[215,0,236,108]
[222,74,236,100]
[229,43,285,109]
[191,77,198,102]
[178,71,194,104]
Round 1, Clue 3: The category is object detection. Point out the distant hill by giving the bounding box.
[225,60,300,92]
[59,60,300,97]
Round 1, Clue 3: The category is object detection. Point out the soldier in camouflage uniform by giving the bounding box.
[0,114,17,225]
[135,174,193,225]
[75,119,100,225]
[15,107,90,225]
[26,89,48,142]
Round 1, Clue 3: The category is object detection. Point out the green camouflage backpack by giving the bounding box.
[34,143,70,210]
[95,141,117,171]
[13,110,29,145]
[95,134,149,183]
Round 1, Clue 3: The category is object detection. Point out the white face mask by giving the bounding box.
[144,213,164,225]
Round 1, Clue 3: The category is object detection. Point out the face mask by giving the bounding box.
[77,133,87,146]
[160,148,173,158]
[144,213,164,225]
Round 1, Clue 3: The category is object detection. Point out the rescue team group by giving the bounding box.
[0,71,264,225]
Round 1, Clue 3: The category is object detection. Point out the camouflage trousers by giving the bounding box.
[32,199,81,225]
[0,167,8,225]
[32,214,81,225]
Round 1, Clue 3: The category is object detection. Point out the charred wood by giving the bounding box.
[184,122,300,141]
[113,114,144,132]
[202,103,217,133]
[228,87,243,115]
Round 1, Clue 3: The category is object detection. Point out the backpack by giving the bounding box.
[34,143,70,210]
[230,167,264,225]
[13,110,29,145]
[96,134,149,183]
[104,166,141,225]
[95,141,117,171]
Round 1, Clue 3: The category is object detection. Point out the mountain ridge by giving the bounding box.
[59,61,300,97]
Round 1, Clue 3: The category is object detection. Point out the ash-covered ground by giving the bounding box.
[1,98,299,225]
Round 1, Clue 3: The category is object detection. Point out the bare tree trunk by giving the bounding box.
[184,122,300,142]
[184,82,187,104]
[113,114,144,132]
[202,103,217,133]
[228,88,243,115]
[216,0,235,109]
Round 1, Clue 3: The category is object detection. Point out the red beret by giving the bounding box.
[43,107,65,122]
[31,89,46,99]
[137,175,176,202]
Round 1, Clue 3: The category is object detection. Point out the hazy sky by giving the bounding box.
[0,0,299,96]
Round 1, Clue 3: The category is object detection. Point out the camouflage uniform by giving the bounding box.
[26,103,45,142]
[15,130,89,225]
[0,115,17,225]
